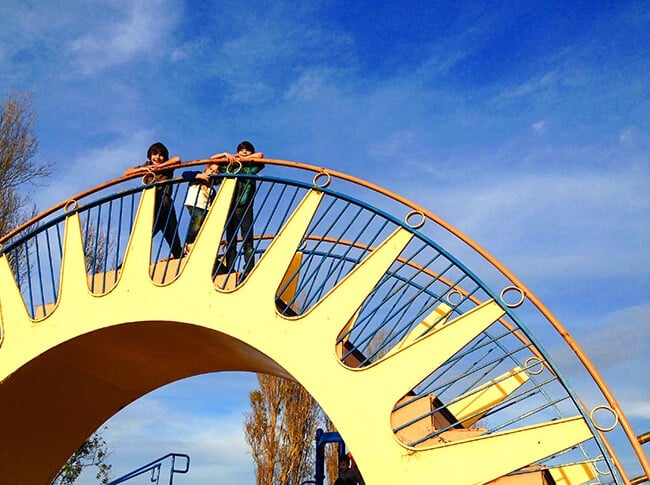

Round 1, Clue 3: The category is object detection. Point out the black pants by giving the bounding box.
[153,193,183,259]
[215,202,255,277]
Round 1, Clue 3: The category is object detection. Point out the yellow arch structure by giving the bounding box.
[0,160,647,484]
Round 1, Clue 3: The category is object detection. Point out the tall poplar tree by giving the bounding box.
[244,374,321,485]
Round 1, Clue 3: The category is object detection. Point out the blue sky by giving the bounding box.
[1,1,648,483]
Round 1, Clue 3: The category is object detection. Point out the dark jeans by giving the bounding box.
[185,207,208,245]
[153,194,183,259]
[216,203,255,277]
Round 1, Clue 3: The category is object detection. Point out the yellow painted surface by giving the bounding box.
[390,394,437,445]
[550,462,597,485]
[487,467,554,484]
[448,366,530,428]
[0,183,597,484]
[391,394,487,447]
[276,251,303,304]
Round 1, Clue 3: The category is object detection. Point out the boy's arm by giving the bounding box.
[238,152,264,160]
[237,152,265,175]
[240,157,265,175]
[157,156,182,168]
[125,156,181,176]
[180,170,202,180]
[123,163,148,176]
[211,152,235,162]
[123,167,142,176]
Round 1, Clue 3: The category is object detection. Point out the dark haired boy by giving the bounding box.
[335,455,365,485]
[210,141,264,278]
[124,142,183,259]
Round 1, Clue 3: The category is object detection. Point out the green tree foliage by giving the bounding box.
[52,431,112,484]
[244,374,321,485]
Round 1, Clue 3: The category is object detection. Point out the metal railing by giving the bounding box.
[106,453,190,485]
[0,158,647,484]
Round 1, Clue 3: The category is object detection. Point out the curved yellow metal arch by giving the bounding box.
[0,161,647,484]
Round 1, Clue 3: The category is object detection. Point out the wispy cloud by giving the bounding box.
[68,0,180,76]
[0,1,172,80]
[619,127,638,146]
[579,304,650,368]
[169,3,356,107]
[403,130,649,286]
[496,69,561,101]
[550,303,650,419]
[531,120,547,136]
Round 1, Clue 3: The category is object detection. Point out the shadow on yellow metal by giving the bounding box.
[1,181,594,484]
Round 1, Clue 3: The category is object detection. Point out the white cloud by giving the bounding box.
[170,46,190,62]
[412,151,649,286]
[369,130,417,158]
[624,400,650,421]
[578,304,650,368]
[286,72,332,102]
[548,303,650,420]
[69,0,179,76]
[618,127,637,146]
[531,120,547,135]
[496,70,560,101]
[0,1,174,80]
[186,4,356,106]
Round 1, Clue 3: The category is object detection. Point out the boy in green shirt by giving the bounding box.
[210,141,264,279]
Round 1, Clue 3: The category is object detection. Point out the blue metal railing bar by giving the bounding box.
[421,334,528,397]
[434,364,548,430]
[44,227,58,304]
[392,332,526,415]
[406,385,565,448]
[346,254,455,358]
[393,369,538,437]
[24,239,35,317]
[248,181,282,270]
[105,453,190,485]
[34,232,46,316]
[488,394,573,435]
[296,200,362,307]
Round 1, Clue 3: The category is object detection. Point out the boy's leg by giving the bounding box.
[162,206,183,259]
[215,207,239,275]
[185,208,206,245]
[240,205,255,277]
